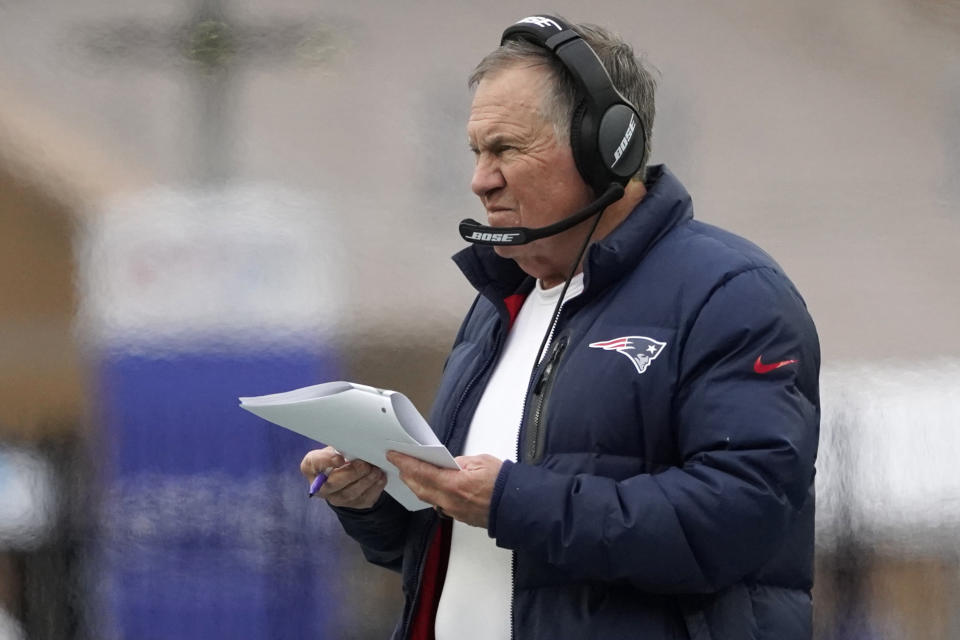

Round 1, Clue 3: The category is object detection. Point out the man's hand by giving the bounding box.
[386,451,502,528]
[300,446,387,510]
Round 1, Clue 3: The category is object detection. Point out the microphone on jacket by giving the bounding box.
[458,183,625,246]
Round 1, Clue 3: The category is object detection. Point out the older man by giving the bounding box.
[302,15,819,640]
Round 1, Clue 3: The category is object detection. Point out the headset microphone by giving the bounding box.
[459,183,624,246]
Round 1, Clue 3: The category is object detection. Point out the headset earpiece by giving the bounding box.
[598,104,643,178]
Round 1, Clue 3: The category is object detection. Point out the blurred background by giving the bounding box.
[0,0,957,638]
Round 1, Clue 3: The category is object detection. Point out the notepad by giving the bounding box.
[239,381,459,510]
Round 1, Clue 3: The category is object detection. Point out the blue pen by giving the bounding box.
[308,467,334,497]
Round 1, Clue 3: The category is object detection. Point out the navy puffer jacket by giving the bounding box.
[334,165,820,639]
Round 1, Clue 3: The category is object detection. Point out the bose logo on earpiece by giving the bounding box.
[517,16,562,31]
[470,231,521,242]
[611,114,637,167]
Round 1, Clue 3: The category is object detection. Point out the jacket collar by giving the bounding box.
[452,165,693,302]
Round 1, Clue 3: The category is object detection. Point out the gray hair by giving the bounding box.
[469,21,657,179]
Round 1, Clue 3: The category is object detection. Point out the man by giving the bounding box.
[302,15,819,640]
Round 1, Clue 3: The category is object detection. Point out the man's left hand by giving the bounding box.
[385,451,502,528]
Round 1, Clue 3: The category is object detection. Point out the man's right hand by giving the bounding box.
[300,446,388,509]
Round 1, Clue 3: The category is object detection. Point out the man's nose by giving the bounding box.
[471,154,505,198]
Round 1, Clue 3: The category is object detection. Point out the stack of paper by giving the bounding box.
[240,381,458,510]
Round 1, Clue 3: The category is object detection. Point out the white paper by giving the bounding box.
[239,381,459,510]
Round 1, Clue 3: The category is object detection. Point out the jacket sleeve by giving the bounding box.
[488,267,820,593]
[330,493,412,573]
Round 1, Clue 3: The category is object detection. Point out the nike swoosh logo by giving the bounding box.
[753,356,798,374]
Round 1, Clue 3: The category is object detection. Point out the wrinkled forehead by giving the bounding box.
[470,60,555,105]
[467,64,555,139]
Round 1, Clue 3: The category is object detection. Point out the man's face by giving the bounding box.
[467,63,594,285]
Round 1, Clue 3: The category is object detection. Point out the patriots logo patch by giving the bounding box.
[589,336,667,375]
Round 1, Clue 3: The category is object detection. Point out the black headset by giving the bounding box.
[501,15,646,195]
[459,15,646,247]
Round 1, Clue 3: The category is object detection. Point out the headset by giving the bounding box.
[459,14,647,247]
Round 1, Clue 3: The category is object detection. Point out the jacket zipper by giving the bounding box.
[402,323,506,640]
[446,327,506,444]
[524,335,568,464]
[511,300,572,639]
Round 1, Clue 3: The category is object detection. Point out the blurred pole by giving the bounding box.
[821,395,876,639]
[77,4,346,637]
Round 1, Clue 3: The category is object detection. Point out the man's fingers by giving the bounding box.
[388,452,501,527]
[322,460,367,488]
[326,467,384,503]
[322,467,388,509]
[386,451,451,507]
[320,461,382,496]
[387,451,442,483]
[454,453,500,470]
[300,446,347,479]
[300,449,386,509]
[353,471,389,506]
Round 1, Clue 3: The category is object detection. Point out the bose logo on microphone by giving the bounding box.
[517,16,562,31]
[470,231,521,242]
[611,114,637,167]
